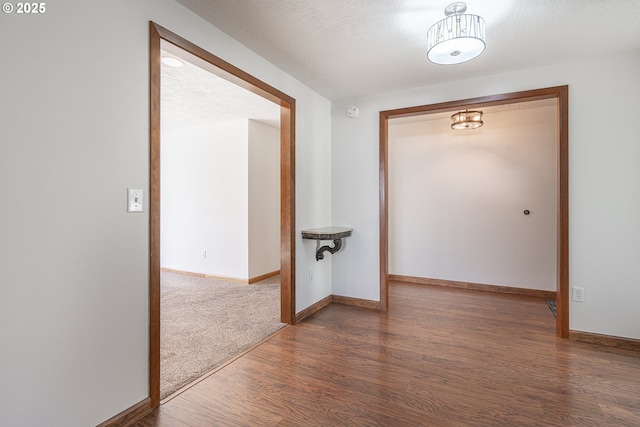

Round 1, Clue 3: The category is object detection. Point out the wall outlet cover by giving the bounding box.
[572,286,585,303]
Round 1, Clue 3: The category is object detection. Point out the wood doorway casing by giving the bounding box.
[379,86,569,338]
[149,22,296,408]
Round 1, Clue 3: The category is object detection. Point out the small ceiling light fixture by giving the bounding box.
[161,56,185,67]
[427,2,485,65]
[451,110,483,130]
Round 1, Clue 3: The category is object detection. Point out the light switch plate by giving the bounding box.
[128,188,144,212]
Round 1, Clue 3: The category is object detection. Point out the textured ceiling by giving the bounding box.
[174,0,640,100]
[161,48,280,131]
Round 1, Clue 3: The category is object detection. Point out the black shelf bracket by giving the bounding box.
[301,226,353,262]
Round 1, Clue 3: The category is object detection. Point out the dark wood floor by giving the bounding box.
[134,282,640,426]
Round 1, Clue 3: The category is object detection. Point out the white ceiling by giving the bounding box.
[161,48,281,130]
[390,98,557,125]
[174,0,640,100]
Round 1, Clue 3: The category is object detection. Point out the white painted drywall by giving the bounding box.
[248,120,281,278]
[0,0,332,425]
[161,120,249,279]
[332,50,640,340]
[388,104,558,291]
[161,120,280,280]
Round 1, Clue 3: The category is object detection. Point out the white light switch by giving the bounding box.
[128,189,144,212]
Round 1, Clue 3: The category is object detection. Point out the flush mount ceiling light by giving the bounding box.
[451,110,483,130]
[427,2,485,65]
[161,56,185,67]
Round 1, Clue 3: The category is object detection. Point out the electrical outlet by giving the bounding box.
[572,286,585,303]
[201,250,207,259]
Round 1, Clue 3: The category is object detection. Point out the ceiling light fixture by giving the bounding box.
[427,2,485,65]
[161,56,185,67]
[451,110,483,130]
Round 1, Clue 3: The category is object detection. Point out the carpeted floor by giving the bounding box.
[160,271,286,399]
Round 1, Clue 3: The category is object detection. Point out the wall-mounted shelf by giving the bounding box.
[301,226,353,261]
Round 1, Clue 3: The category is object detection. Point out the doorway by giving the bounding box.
[379,86,569,337]
[149,22,297,408]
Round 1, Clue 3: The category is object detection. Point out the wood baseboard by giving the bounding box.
[296,295,332,323]
[570,330,640,352]
[389,274,557,299]
[161,268,206,278]
[248,270,280,284]
[332,295,380,309]
[295,293,381,322]
[162,268,245,283]
[97,398,150,427]
[161,268,280,284]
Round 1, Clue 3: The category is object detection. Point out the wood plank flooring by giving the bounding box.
[133,282,640,426]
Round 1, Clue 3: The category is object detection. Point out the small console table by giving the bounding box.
[301,226,353,261]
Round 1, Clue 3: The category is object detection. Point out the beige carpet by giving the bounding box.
[160,271,285,399]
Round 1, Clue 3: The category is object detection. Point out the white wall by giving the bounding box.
[161,120,249,278]
[389,104,558,291]
[162,119,280,280]
[297,96,334,306]
[0,0,332,425]
[2,2,635,425]
[332,49,640,340]
[248,120,281,278]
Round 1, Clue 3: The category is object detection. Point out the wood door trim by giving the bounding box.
[149,22,296,409]
[379,86,569,337]
[149,22,161,408]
